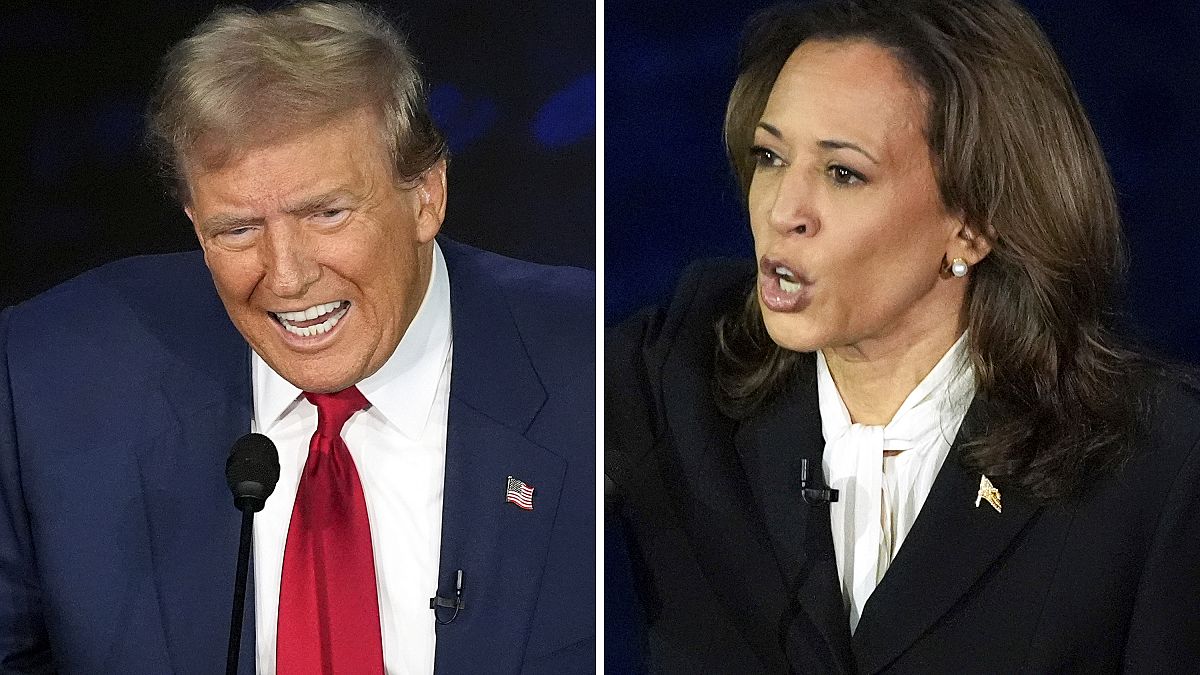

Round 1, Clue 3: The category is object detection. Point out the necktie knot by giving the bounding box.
[304,386,370,436]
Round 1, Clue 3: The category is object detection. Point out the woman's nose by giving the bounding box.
[766,171,819,237]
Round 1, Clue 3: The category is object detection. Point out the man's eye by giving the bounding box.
[828,165,866,186]
[312,209,348,223]
[218,226,256,240]
[750,146,785,168]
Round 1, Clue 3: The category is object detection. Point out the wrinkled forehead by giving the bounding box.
[177,104,393,200]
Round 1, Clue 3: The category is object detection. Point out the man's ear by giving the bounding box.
[413,159,447,243]
[185,206,203,245]
[184,206,214,268]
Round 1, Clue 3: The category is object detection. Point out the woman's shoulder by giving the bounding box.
[1087,367,1200,516]
[610,257,755,364]
[1141,370,1200,460]
[605,258,755,491]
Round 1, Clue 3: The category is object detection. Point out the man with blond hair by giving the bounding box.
[0,3,594,673]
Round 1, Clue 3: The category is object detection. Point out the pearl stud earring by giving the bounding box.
[950,257,969,278]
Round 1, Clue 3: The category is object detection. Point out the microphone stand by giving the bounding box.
[227,510,254,675]
[223,432,279,675]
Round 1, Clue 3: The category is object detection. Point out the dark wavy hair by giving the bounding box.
[715,0,1152,500]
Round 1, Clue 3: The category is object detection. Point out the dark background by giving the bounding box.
[606,0,1200,670]
[1,0,595,308]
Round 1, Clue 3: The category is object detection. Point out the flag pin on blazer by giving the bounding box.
[505,475,534,511]
[975,475,1002,513]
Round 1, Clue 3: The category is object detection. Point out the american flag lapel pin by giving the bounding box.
[505,475,534,511]
[975,475,1002,513]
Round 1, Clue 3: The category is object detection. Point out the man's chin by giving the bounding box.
[279,366,360,394]
[250,342,363,393]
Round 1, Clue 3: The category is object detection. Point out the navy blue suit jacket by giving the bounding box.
[0,238,595,673]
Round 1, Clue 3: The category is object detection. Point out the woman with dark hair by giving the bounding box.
[606,0,1200,671]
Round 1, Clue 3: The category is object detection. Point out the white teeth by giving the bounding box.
[274,301,349,338]
[779,277,803,294]
[773,265,802,292]
[274,301,344,323]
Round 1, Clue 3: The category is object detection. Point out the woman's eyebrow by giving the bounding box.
[756,123,879,164]
[817,139,879,164]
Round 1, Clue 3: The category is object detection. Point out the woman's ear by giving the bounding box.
[949,218,993,266]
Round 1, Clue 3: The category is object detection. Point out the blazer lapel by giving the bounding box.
[433,241,562,673]
[735,355,853,674]
[135,291,256,675]
[851,398,1042,673]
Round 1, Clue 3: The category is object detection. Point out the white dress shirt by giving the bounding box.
[251,242,452,675]
[818,333,974,634]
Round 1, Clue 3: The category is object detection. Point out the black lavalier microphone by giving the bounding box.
[430,569,466,624]
[224,433,280,675]
[800,458,839,505]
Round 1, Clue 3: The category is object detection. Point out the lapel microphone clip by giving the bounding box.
[430,569,466,624]
[800,458,839,505]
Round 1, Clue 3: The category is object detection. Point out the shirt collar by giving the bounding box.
[817,332,974,448]
[252,241,453,439]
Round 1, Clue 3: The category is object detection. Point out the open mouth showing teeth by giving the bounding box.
[270,300,349,338]
[775,266,804,294]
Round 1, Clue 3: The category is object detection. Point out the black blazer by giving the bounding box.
[606,259,1200,673]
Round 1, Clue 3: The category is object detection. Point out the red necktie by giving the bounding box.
[277,387,384,674]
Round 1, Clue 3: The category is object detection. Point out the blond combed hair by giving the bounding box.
[146,1,447,203]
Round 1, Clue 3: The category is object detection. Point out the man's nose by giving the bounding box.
[260,223,320,298]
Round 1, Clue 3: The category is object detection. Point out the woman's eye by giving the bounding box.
[750,146,785,168]
[828,165,866,186]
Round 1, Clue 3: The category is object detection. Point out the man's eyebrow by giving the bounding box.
[283,189,357,215]
[200,213,260,233]
[198,189,359,233]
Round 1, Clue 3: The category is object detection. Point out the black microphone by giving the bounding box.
[226,433,280,513]
[224,433,280,675]
[800,458,839,505]
[430,569,466,624]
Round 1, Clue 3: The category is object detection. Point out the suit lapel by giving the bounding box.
[433,241,562,673]
[852,398,1042,673]
[734,355,853,673]
[134,287,257,675]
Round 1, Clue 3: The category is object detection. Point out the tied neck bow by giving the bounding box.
[817,335,974,633]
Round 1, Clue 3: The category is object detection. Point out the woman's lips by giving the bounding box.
[758,257,812,312]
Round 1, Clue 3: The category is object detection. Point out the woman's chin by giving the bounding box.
[760,310,824,354]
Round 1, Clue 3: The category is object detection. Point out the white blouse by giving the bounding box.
[817,333,975,633]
